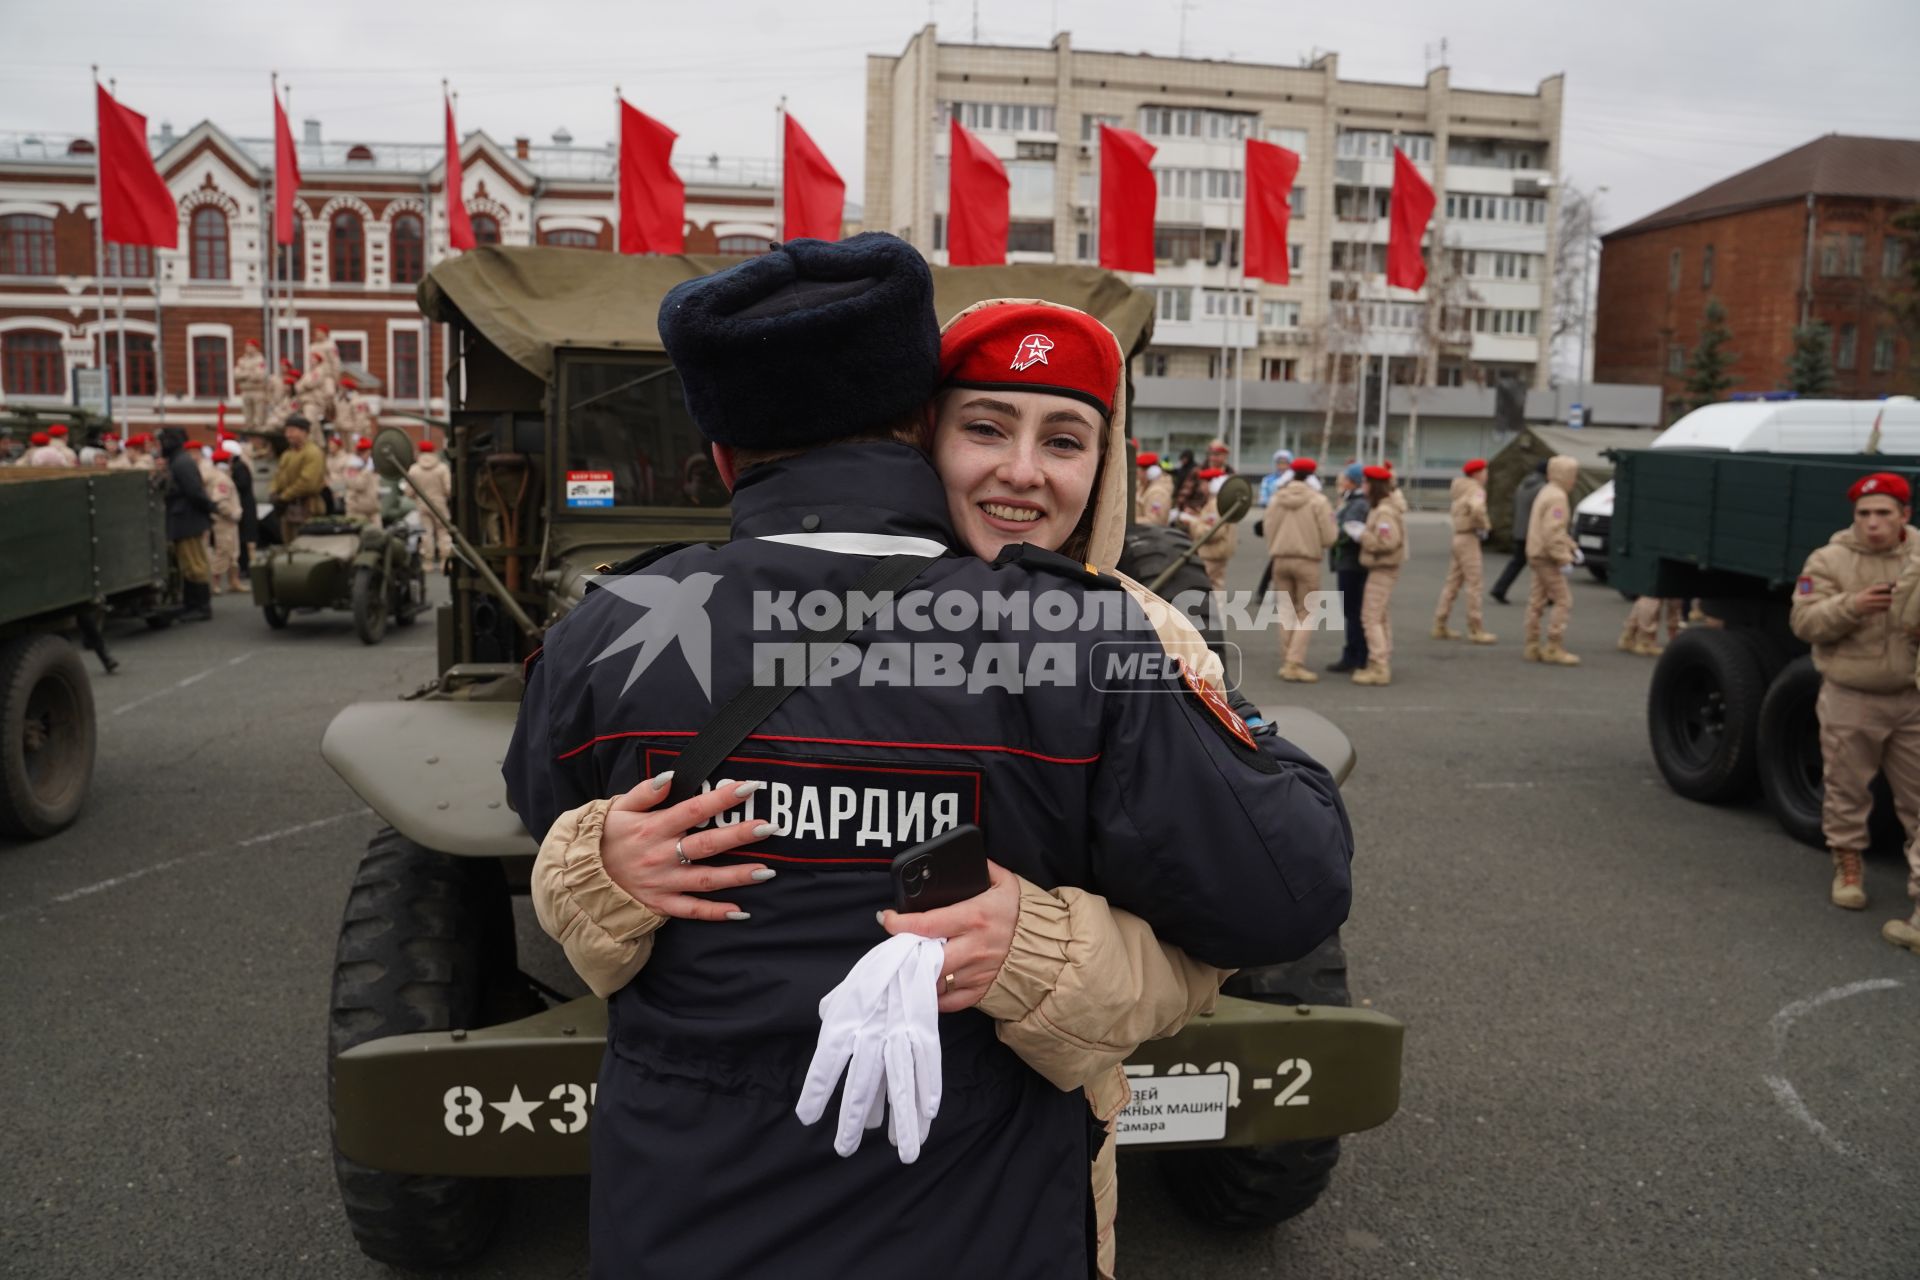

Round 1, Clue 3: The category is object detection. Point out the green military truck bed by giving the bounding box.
[1610,447,1920,850]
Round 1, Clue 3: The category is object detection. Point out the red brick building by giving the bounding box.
[1593,135,1919,418]
[0,120,779,436]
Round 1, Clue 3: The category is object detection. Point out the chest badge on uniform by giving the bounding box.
[1011,334,1054,371]
[1176,657,1257,751]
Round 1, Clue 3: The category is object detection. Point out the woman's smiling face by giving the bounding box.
[931,388,1103,560]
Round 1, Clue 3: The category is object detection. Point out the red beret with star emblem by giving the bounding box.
[1849,472,1910,505]
[938,302,1120,420]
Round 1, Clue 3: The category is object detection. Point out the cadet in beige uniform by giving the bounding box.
[343,440,383,527]
[201,448,244,592]
[324,432,354,508]
[1189,467,1237,592]
[233,339,271,431]
[1266,457,1338,682]
[1798,472,1920,954]
[1134,452,1173,525]
[295,351,336,428]
[406,439,455,572]
[46,423,78,465]
[1433,458,1497,644]
[1354,465,1406,686]
[1523,454,1582,665]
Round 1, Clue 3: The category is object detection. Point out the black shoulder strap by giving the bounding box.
[664,552,937,806]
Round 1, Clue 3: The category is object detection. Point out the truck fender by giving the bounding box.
[322,700,537,855]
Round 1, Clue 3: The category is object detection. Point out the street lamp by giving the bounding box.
[1574,185,1609,425]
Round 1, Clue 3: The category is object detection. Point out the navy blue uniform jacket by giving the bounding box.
[505,442,1352,1279]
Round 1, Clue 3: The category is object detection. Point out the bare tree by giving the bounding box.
[1550,181,1607,383]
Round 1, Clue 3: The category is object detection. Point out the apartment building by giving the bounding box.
[866,26,1564,407]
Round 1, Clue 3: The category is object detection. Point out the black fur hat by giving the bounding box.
[658,232,939,447]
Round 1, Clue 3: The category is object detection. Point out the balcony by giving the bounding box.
[1152,315,1258,350]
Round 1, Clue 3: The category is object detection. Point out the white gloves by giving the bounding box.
[1342,520,1367,541]
[1561,562,1575,576]
[796,932,946,1164]
[1306,475,1324,492]
[1572,546,1586,566]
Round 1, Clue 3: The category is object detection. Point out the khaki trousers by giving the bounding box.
[1270,556,1322,666]
[1818,680,1920,900]
[172,534,209,584]
[241,391,271,431]
[1361,566,1399,665]
[1523,558,1571,644]
[418,511,455,572]
[1625,596,1683,645]
[1434,533,1486,631]
[209,523,240,585]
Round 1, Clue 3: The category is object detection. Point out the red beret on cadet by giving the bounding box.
[1463,458,1487,475]
[1135,451,1160,468]
[30,432,49,445]
[1290,457,1318,475]
[1849,472,1911,505]
[418,440,436,452]
[212,446,232,461]
[355,437,373,451]
[49,423,68,436]
[938,303,1121,420]
[103,432,120,443]
[1196,466,1226,480]
[1362,464,1392,481]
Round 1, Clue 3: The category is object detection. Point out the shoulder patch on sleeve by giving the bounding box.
[1177,656,1259,752]
[1797,576,1814,594]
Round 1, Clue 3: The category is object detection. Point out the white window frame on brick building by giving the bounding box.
[186,322,233,401]
[388,321,428,404]
[0,318,73,399]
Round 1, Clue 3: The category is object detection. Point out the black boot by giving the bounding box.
[180,579,213,622]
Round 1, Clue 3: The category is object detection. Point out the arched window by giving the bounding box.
[1,330,66,395]
[471,214,502,246]
[715,235,769,257]
[390,212,424,285]
[190,207,229,280]
[1,214,58,275]
[275,215,304,282]
[330,210,365,283]
[541,228,599,249]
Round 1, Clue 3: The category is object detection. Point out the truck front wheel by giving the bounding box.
[1155,933,1349,1228]
[1648,628,1766,803]
[328,830,540,1269]
[0,634,96,840]
[1757,657,1824,848]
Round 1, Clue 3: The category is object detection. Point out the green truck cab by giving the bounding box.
[1609,398,1920,845]
[319,246,1402,1268]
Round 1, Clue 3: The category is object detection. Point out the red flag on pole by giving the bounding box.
[782,113,845,242]
[445,94,474,251]
[619,101,685,254]
[96,84,176,248]
[272,91,301,246]
[1244,138,1300,285]
[1098,125,1156,274]
[946,116,1008,267]
[1386,148,1436,290]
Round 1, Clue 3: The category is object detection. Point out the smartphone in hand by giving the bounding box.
[890,824,989,914]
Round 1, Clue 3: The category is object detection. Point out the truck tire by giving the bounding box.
[1757,657,1824,848]
[0,634,96,840]
[262,601,290,630]
[1586,563,1609,584]
[328,830,541,1269]
[351,566,387,645]
[1156,933,1349,1229]
[1648,628,1766,803]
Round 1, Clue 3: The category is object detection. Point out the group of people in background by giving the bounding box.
[1131,441,1632,687]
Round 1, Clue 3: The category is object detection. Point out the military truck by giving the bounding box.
[1610,398,1920,846]
[0,466,173,838]
[320,246,1402,1268]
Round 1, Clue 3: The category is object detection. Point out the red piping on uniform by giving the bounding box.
[559,729,1099,766]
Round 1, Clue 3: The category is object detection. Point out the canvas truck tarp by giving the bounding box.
[418,245,1157,382]
[1486,425,1658,549]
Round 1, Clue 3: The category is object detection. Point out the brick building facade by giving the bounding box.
[1593,135,1919,416]
[0,120,777,436]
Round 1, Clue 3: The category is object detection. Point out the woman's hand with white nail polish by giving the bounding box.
[601,772,780,922]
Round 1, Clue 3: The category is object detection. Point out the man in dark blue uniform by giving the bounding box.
[504,234,1353,1279]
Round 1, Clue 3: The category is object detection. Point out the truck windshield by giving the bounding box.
[556,353,727,510]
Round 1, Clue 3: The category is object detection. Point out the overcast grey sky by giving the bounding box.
[3,0,1916,231]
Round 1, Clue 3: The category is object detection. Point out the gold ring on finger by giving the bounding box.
[675,838,690,865]
[943,973,957,990]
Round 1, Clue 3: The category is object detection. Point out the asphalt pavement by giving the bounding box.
[2,517,1916,1279]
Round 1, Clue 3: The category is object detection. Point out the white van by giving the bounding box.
[1574,398,1918,580]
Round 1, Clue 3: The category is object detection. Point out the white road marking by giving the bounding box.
[0,808,368,923]
[110,651,258,716]
[1466,781,1539,790]
[1761,978,1905,1185]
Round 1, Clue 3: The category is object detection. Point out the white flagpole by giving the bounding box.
[774,96,787,242]
[612,85,622,254]
[1231,143,1245,470]
[92,65,111,425]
